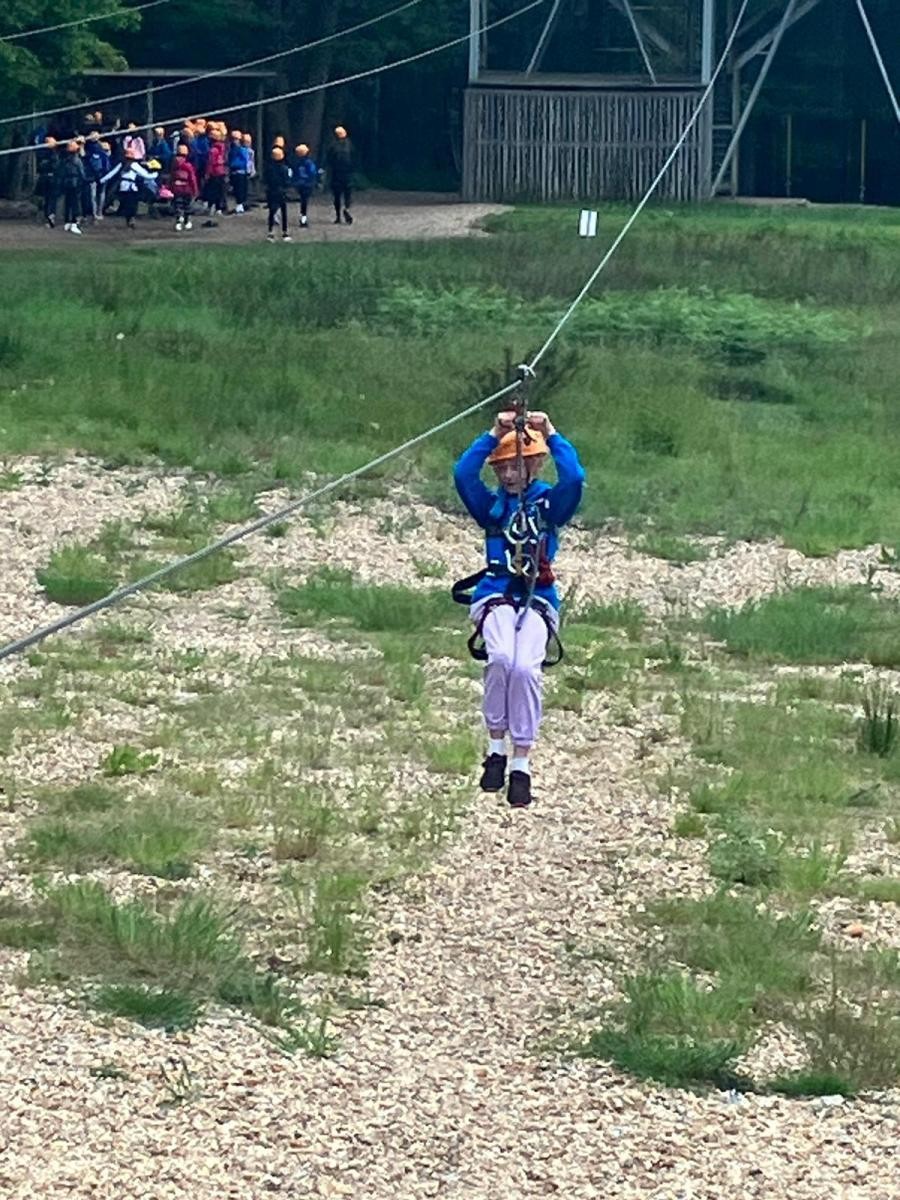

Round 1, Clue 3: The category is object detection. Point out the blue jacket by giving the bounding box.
[193,133,210,166]
[228,144,251,173]
[453,430,585,611]
[292,155,318,190]
[83,143,110,182]
[147,138,172,167]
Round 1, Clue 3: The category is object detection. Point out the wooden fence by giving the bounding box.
[463,87,712,203]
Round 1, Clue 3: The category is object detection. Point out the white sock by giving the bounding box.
[488,738,506,757]
[511,756,530,776]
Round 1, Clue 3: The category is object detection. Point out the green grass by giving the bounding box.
[92,984,201,1031]
[277,568,454,635]
[36,545,117,606]
[23,800,209,879]
[578,972,749,1088]
[705,587,900,666]
[3,204,900,551]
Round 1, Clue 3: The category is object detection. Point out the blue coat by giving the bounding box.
[228,144,251,173]
[453,430,585,611]
[147,138,172,167]
[292,155,319,191]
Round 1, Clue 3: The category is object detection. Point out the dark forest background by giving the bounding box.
[0,0,897,201]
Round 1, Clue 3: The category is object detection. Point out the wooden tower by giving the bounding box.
[463,0,825,203]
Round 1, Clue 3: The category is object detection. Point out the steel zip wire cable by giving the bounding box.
[855,0,900,126]
[0,0,550,158]
[0,0,172,43]
[0,383,521,665]
[0,0,753,663]
[528,0,753,371]
[0,0,426,130]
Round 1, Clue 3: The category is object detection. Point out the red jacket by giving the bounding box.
[206,141,227,178]
[170,158,199,197]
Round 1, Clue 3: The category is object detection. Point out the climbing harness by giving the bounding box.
[451,363,564,669]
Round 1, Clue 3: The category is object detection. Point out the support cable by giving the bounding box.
[0,0,171,43]
[855,0,900,126]
[0,0,549,158]
[0,0,756,664]
[528,0,752,370]
[0,0,426,130]
[0,384,520,666]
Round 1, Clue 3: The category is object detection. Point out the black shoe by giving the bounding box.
[343,208,353,225]
[333,216,341,224]
[507,770,532,808]
[479,753,507,793]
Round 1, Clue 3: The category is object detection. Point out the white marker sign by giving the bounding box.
[579,209,598,237]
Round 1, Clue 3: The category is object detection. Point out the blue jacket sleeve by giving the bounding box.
[544,432,586,527]
[453,431,499,529]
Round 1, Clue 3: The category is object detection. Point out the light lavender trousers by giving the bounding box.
[472,600,554,748]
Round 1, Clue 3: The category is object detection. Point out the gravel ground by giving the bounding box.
[0,192,509,254]
[1,459,899,1199]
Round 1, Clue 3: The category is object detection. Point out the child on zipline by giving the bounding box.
[453,408,585,808]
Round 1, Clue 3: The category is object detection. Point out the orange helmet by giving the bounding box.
[271,147,285,161]
[334,126,347,140]
[177,144,189,157]
[487,429,549,464]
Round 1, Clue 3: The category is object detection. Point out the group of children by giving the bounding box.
[33,112,356,239]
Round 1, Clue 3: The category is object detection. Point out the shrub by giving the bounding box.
[857,684,898,758]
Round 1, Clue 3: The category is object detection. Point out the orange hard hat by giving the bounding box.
[487,429,549,464]
[334,125,347,139]
[295,143,309,156]
[271,147,285,160]
[177,144,189,156]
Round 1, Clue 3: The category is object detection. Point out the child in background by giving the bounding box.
[291,143,319,228]
[83,132,110,221]
[170,143,199,231]
[204,127,228,216]
[101,147,157,230]
[242,132,256,198]
[35,136,59,228]
[55,141,86,235]
[264,147,292,242]
[227,129,250,214]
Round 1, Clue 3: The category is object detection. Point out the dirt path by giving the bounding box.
[0,191,509,252]
[0,465,898,1199]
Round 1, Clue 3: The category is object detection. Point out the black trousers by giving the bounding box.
[62,186,80,224]
[174,195,192,219]
[232,174,248,206]
[298,188,312,218]
[205,176,226,210]
[331,183,351,217]
[119,192,140,223]
[267,197,287,233]
[41,186,58,222]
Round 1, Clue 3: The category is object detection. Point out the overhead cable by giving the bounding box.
[0,0,548,157]
[0,0,426,129]
[0,0,171,43]
[528,0,752,370]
